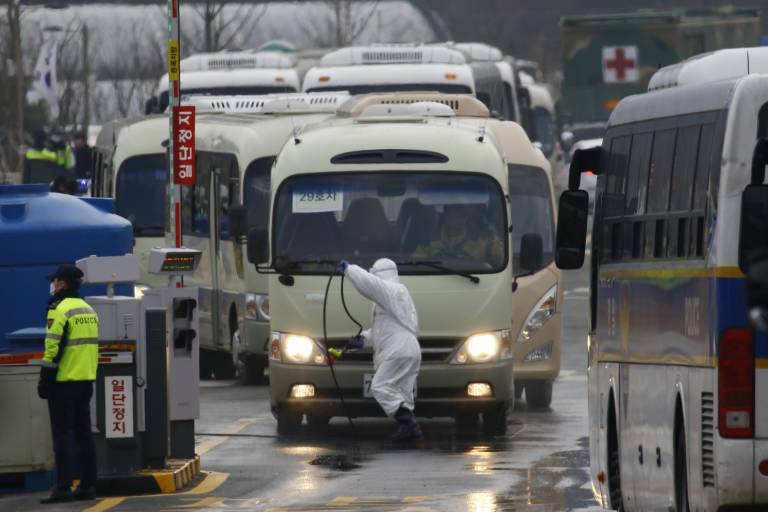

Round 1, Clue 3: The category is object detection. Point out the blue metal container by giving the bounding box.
[0,185,133,352]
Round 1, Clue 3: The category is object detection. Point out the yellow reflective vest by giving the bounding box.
[43,297,99,382]
[25,148,59,163]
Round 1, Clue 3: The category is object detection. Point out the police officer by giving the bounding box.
[38,265,99,504]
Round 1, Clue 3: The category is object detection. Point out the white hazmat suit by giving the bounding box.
[345,258,421,417]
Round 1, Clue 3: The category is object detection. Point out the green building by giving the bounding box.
[561,7,761,130]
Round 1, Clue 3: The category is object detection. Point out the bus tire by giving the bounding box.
[675,408,690,512]
[525,380,553,409]
[200,351,214,380]
[482,403,508,436]
[307,414,331,432]
[277,408,303,436]
[238,356,265,385]
[607,396,624,511]
[455,413,479,434]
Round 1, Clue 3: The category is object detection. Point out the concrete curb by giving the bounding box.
[96,456,201,496]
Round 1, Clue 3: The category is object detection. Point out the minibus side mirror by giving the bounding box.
[569,146,603,190]
[520,233,543,273]
[247,228,269,265]
[228,205,247,241]
[561,131,574,152]
[555,190,589,269]
[144,97,158,115]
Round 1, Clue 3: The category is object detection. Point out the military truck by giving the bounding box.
[561,7,761,135]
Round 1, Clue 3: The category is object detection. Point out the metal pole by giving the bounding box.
[167,0,182,260]
[10,0,24,173]
[82,24,89,133]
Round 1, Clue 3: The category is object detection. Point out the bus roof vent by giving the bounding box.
[359,102,456,118]
[648,47,768,91]
[183,92,350,114]
[339,93,489,118]
[181,51,296,72]
[320,45,467,67]
[452,42,504,62]
[331,149,449,165]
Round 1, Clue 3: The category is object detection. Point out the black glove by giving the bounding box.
[37,366,57,400]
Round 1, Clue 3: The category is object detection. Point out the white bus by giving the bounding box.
[302,44,513,119]
[146,51,300,113]
[556,47,768,510]
[94,93,349,380]
[336,92,564,407]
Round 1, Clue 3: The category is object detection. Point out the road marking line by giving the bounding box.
[326,496,356,505]
[166,496,226,508]
[82,497,126,512]
[403,496,429,503]
[196,418,257,455]
[178,471,230,495]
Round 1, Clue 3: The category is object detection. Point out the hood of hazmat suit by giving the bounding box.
[345,258,421,416]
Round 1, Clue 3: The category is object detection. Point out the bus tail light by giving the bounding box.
[718,327,754,438]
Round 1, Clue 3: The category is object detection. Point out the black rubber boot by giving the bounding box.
[40,488,75,504]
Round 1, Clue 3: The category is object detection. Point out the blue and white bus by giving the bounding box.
[556,47,768,510]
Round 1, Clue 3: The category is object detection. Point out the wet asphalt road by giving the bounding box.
[5,265,604,512]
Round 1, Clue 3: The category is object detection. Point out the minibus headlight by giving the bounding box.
[275,333,327,365]
[134,285,149,299]
[452,330,511,364]
[518,285,557,342]
[245,293,270,321]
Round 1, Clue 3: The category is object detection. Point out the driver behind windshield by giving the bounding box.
[414,204,503,265]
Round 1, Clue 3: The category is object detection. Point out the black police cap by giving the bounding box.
[46,264,84,283]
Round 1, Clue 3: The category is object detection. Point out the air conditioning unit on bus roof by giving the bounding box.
[338,93,490,118]
[182,92,350,114]
[648,47,768,91]
[320,45,467,67]
[452,43,504,63]
[181,51,296,72]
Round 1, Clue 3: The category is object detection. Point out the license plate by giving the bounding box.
[363,373,417,398]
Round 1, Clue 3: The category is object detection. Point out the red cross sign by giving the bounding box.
[602,46,639,83]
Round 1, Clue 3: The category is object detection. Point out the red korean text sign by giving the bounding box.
[173,105,196,185]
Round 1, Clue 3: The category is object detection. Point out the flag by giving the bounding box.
[26,41,60,120]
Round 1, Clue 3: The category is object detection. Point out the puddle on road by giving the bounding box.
[308,452,363,471]
[496,436,595,510]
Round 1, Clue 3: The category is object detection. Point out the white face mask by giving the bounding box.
[50,282,56,296]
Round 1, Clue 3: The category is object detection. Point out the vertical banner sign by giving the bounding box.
[105,376,134,439]
[173,106,195,185]
[168,0,182,255]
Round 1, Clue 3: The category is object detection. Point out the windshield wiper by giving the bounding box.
[396,260,480,284]
[274,257,339,274]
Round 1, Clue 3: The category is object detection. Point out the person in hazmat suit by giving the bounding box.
[339,258,424,442]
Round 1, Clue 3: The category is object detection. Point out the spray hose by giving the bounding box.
[322,267,364,429]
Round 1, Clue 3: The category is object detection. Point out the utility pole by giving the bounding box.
[82,24,89,132]
[9,0,24,172]
[168,0,182,255]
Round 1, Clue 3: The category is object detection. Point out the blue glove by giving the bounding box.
[339,260,349,272]
[348,334,364,349]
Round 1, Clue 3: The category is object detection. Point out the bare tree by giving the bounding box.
[326,0,381,47]
[188,1,269,53]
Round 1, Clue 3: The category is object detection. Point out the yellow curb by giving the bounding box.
[141,455,202,493]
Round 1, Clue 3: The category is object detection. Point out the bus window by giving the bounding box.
[218,155,239,241]
[115,154,166,237]
[182,153,211,237]
[534,107,555,157]
[625,132,653,216]
[508,165,555,273]
[244,157,274,232]
[693,124,715,211]
[647,129,676,214]
[670,126,700,212]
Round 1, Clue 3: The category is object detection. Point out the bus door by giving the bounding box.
[208,154,240,349]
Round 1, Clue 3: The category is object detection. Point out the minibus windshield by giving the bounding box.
[116,155,166,236]
[273,172,507,274]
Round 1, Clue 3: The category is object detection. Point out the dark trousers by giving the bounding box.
[47,381,97,490]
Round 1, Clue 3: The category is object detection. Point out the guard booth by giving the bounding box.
[77,248,201,478]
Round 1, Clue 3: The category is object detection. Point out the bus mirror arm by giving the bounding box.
[569,146,604,191]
